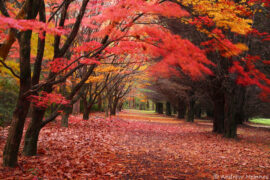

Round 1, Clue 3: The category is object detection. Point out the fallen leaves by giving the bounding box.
[0,110,269,179]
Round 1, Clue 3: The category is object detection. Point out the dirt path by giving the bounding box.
[0,110,269,179]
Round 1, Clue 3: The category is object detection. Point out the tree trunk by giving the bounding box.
[146,101,150,110]
[156,102,163,114]
[224,94,237,138]
[110,99,118,115]
[97,95,102,111]
[195,105,201,118]
[213,99,225,134]
[212,93,225,134]
[72,100,80,114]
[177,99,186,119]
[3,30,33,167]
[61,106,72,127]
[185,98,195,122]
[110,106,117,115]
[235,87,246,124]
[83,105,91,120]
[166,102,171,116]
[23,108,45,156]
[117,102,123,112]
[223,84,243,138]
[173,106,177,115]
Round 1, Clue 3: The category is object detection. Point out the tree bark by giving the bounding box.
[83,105,91,120]
[212,92,225,134]
[72,100,80,114]
[110,98,119,115]
[223,82,243,138]
[185,98,195,122]
[61,106,72,127]
[156,102,163,114]
[177,99,186,119]
[23,108,45,156]
[97,95,102,111]
[166,102,171,116]
[3,30,32,167]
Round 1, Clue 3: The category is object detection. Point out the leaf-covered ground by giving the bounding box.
[0,110,269,179]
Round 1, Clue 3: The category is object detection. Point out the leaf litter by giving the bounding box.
[0,111,269,179]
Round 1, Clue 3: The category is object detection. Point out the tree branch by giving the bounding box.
[0,59,20,79]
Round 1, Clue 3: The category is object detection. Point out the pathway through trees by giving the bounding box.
[0,110,269,179]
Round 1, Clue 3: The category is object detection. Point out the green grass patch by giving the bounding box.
[125,109,156,114]
[249,118,270,126]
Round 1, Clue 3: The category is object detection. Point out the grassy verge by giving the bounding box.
[249,118,270,126]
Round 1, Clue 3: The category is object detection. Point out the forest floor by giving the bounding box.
[0,109,269,179]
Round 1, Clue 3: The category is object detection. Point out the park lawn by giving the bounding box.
[249,118,270,126]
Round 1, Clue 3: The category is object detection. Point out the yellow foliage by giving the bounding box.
[85,75,105,83]
[235,43,249,52]
[31,33,54,60]
[138,64,149,71]
[94,65,122,73]
[0,60,20,81]
[223,43,249,57]
[178,0,253,35]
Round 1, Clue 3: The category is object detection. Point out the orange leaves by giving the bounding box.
[201,28,248,57]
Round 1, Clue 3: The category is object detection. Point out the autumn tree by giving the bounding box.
[148,0,270,137]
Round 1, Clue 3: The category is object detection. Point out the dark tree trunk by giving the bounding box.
[195,105,201,118]
[146,100,150,110]
[185,98,195,122]
[117,102,123,112]
[23,108,45,156]
[166,102,171,116]
[156,102,163,114]
[83,105,91,120]
[224,93,237,138]
[173,106,177,114]
[110,106,117,115]
[177,99,186,119]
[212,92,225,134]
[3,30,33,167]
[223,83,244,138]
[110,99,118,115]
[235,87,246,124]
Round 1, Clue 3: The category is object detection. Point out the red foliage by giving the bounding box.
[248,0,270,6]
[230,56,270,101]
[28,91,70,108]
[80,58,101,65]
[190,16,215,27]
[0,16,66,37]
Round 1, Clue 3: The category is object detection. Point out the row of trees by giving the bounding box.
[145,0,270,137]
[0,0,197,167]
